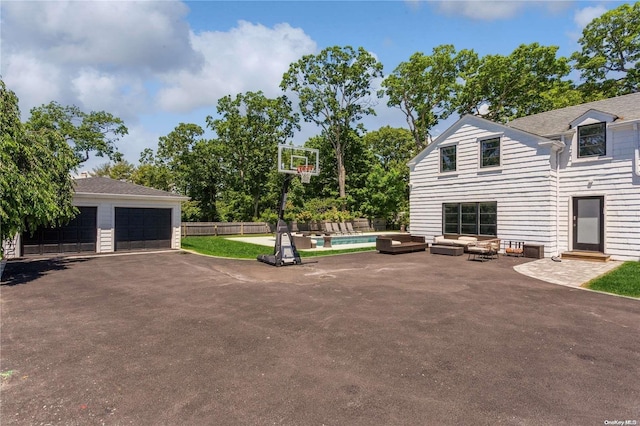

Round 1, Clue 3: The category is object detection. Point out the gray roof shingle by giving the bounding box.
[508,92,640,136]
[74,176,186,198]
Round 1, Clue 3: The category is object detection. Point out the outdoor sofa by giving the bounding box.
[433,235,478,250]
[376,234,428,254]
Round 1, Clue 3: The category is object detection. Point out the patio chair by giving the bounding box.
[331,222,345,235]
[345,222,362,235]
[323,222,339,234]
[338,222,351,234]
[467,239,500,261]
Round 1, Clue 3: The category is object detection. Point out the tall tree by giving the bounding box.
[92,160,136,181]
[354,127,414,222]
[132,149,172,193]
[363,126,416,172]
[0,80,77,253]
[27,101,128,163]
[455,43,573,123]
[380,45,461,151]
[571,2,640,97]
[206,91,299,219]
[281,45,384,198]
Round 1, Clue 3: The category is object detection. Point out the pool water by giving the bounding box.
[312,235,378,247]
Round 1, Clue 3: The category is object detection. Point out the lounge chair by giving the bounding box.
[330,222,345,234]
[345,222,362,234]
[323,222,340,234]
[338,222,351,234]
[467,239,500,261]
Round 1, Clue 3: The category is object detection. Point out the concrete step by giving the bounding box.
[561,251,611,262]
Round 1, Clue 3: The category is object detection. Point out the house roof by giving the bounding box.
[74,176,186,199]
[508,92,640,136]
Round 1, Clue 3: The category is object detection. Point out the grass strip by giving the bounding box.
[182,236,374,260]
[585,261,640,298]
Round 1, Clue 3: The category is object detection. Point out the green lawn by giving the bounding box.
[585,261,640,298]
[181,235,374,260]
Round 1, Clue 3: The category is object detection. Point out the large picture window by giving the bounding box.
[442,202,497,236]
[578,122,606,158]
[480,137,500,168]
[440,145,457,172]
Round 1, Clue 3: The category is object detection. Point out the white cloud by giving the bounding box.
[156,21,317,113]
[432,0,571,21]
[574,5,608,29]
[2,52,65,113]
[434,1,527,20]
[71,69,148,121]
[568,5,608,42]
[1,0,201,73]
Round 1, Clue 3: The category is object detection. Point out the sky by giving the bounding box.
[0,0,632,173]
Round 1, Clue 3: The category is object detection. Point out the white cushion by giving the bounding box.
[391,240,402,246]
[457,236,478,243]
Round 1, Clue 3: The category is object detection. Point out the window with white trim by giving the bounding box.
[480,137,500,168]
[442,202,497,236]
[440,145,457,172]
[577,122,606,158]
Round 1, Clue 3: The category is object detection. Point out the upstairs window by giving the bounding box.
[480,137,501,168]
[578,122,606,158]
[440,145,457,172]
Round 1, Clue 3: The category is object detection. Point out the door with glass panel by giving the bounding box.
[572,196,604,252]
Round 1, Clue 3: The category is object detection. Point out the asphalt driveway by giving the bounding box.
[1,251,638,425]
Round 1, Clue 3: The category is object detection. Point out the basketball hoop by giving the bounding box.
[296,165,314,184]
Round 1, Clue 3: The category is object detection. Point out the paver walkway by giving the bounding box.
[514,258,623,288]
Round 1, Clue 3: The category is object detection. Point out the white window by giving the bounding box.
[480,137,501,168]
[440,145,457,173]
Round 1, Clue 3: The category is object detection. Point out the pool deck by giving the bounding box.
[226,232,399,251]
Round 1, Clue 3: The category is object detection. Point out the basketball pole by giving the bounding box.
[257,173,302,267]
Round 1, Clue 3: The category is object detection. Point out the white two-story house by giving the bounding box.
[408,92,640,261]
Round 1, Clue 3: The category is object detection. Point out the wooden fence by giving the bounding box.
[181,218,386,237]
[181,222,270,237]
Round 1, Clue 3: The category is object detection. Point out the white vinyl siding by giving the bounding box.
[73,195,184,254]
[559,123,640,260]
[410,118,557,256]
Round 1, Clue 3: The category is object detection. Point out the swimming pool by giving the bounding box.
[311,234,378,247]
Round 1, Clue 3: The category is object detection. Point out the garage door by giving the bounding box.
[22,207,97,256]
[115,208,172,251]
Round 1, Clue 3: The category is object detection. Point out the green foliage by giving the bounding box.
[356,164,408,221]
[92,160,136,181]
[281,45,384,198]
[381,45,462,151]
[456,43,573,123]
[180,200,202,222]
[0,80,78,255]
[207,91,299,220]
[258,208,279,225]
[586,262,640,298]
[27,101,127,163]
[571,3,640,97]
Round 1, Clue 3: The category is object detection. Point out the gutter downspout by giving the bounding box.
[635,123,640,176]
[555,136,565,259]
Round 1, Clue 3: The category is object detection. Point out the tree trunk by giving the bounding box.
[336,147,346,198]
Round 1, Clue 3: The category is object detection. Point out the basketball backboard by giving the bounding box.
[277,145,320,176]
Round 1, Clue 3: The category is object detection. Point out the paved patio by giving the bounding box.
[514,258,624,289]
